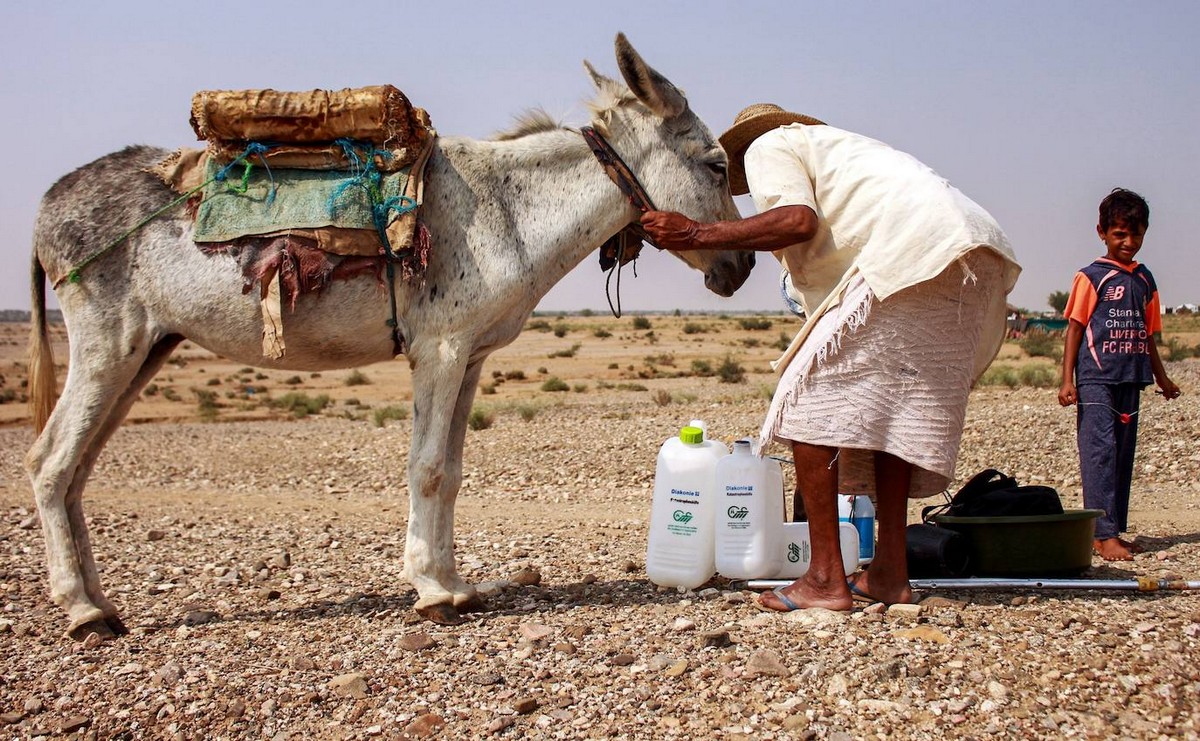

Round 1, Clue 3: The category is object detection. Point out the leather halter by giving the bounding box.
[580,126,660,316]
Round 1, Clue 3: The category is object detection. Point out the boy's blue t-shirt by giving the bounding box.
[1064,258,1161,387]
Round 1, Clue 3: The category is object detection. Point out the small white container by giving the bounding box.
[645,423,728,589]
[714,439,784,579]
[773,522,860,579]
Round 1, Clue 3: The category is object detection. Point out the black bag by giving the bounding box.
[906,523,972,577]
[922,468,1064,521]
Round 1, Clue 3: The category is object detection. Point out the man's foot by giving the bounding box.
[1094,537,1133,561]
[758,578,853,613]
[847,570,913,606]
[1118,537,1146,554]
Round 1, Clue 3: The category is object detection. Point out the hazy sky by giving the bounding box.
[2,2,1196,315]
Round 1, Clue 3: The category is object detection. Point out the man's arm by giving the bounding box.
[639,205,818,252]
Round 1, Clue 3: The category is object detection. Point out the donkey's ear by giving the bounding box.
[614,32,688,119]
[583,60,616,91]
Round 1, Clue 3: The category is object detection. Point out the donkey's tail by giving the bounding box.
[28,251,58,434]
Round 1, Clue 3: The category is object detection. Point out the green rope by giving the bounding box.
[56,146,267,288]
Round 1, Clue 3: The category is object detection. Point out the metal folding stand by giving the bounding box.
[744,577,1200,593]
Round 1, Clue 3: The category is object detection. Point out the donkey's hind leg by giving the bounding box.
[26,329,173,639]
[66,335,184,638]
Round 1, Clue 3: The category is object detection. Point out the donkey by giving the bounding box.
[25,34,754,639]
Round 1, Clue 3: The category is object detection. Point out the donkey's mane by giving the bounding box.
[492,78,643,141]
[492,110,568,141]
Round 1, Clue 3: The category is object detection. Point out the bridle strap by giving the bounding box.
[581,126,660,317]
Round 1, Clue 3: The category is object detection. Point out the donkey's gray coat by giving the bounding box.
[26,34,753,637]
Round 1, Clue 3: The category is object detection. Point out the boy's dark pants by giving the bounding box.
[1077,383,1142,539]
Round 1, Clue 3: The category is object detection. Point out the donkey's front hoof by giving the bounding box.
[415,603,466,625]
[68,618,117,643]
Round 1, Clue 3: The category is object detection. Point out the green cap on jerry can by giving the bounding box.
[679,426,704,444]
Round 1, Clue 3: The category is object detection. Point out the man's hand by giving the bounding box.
[1159,378,1182,400]
[1058,381,1077,407]
[640,210,702,251]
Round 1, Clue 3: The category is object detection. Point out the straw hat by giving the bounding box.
[719,103,825,195]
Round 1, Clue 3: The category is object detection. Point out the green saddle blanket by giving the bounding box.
[193,157,413,243]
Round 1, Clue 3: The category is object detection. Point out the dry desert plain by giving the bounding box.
[1,313,1199,739]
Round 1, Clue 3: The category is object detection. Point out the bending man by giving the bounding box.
[640,104,1021,610]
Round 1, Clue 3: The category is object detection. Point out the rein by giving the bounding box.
[580,126,659,317]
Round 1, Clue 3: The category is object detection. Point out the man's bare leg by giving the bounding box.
[848,451,914,605]
[759,442,852,612]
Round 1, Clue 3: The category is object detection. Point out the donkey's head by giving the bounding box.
[585,34,754,297]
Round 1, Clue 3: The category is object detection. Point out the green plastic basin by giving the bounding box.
[930,509,1103,577]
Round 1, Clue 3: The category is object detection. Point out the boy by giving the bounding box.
[1059,188,1181,561]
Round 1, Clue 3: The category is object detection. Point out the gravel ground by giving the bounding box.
[1,361,1198,740]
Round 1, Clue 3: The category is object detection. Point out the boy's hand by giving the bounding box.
[1159,378,1182,400]
[1058,382,1077,407]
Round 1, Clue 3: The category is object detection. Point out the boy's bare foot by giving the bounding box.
[1118,537,1146,554]
[1093,537,1133,561]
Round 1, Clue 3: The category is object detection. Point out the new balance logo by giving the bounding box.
[1102,285,1125,302]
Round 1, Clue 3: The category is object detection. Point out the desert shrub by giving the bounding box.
[480,383,497,395]
[504,370,527,381]
[741,338,761,348]
[541,376,570,392]
[631,316,652,330]
[345,369,371,386]
[1163,337,1200,361]
[144,383,159,396]
[1018,331,1061,360]
[468,407,494,430]
[645,353,675,367]
[652,389,672,407]
[674,391,698,403]
[162,388,181,402]
[548,343,582,358]
[573,383,588,393]
[691,359,714,377]
[537,367,548,374]
[238,367,254,374]
[607,363,619,370]
[270,392,331,418]
[755,383,776,400]
[255,372,268,380]
[616,382,648,392]
[978,365,1020,388]
[284,375,303,385]
[682,322,707,335]
[372,404,409,427]
[738,316,773,331]
[552,322,571,338]
[194,389,220,421]
[344,397,361,406]
[516,403,539,421]
[775,332,792,351]
[593,328,612,338]
[1018,365,1059,388]
[0,389,17,404]
[645,331,658,344]
[526,319,552,332]
[205,377,221,386]
[717,355,746,384]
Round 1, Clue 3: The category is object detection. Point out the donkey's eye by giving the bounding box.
[706,162,727,178]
